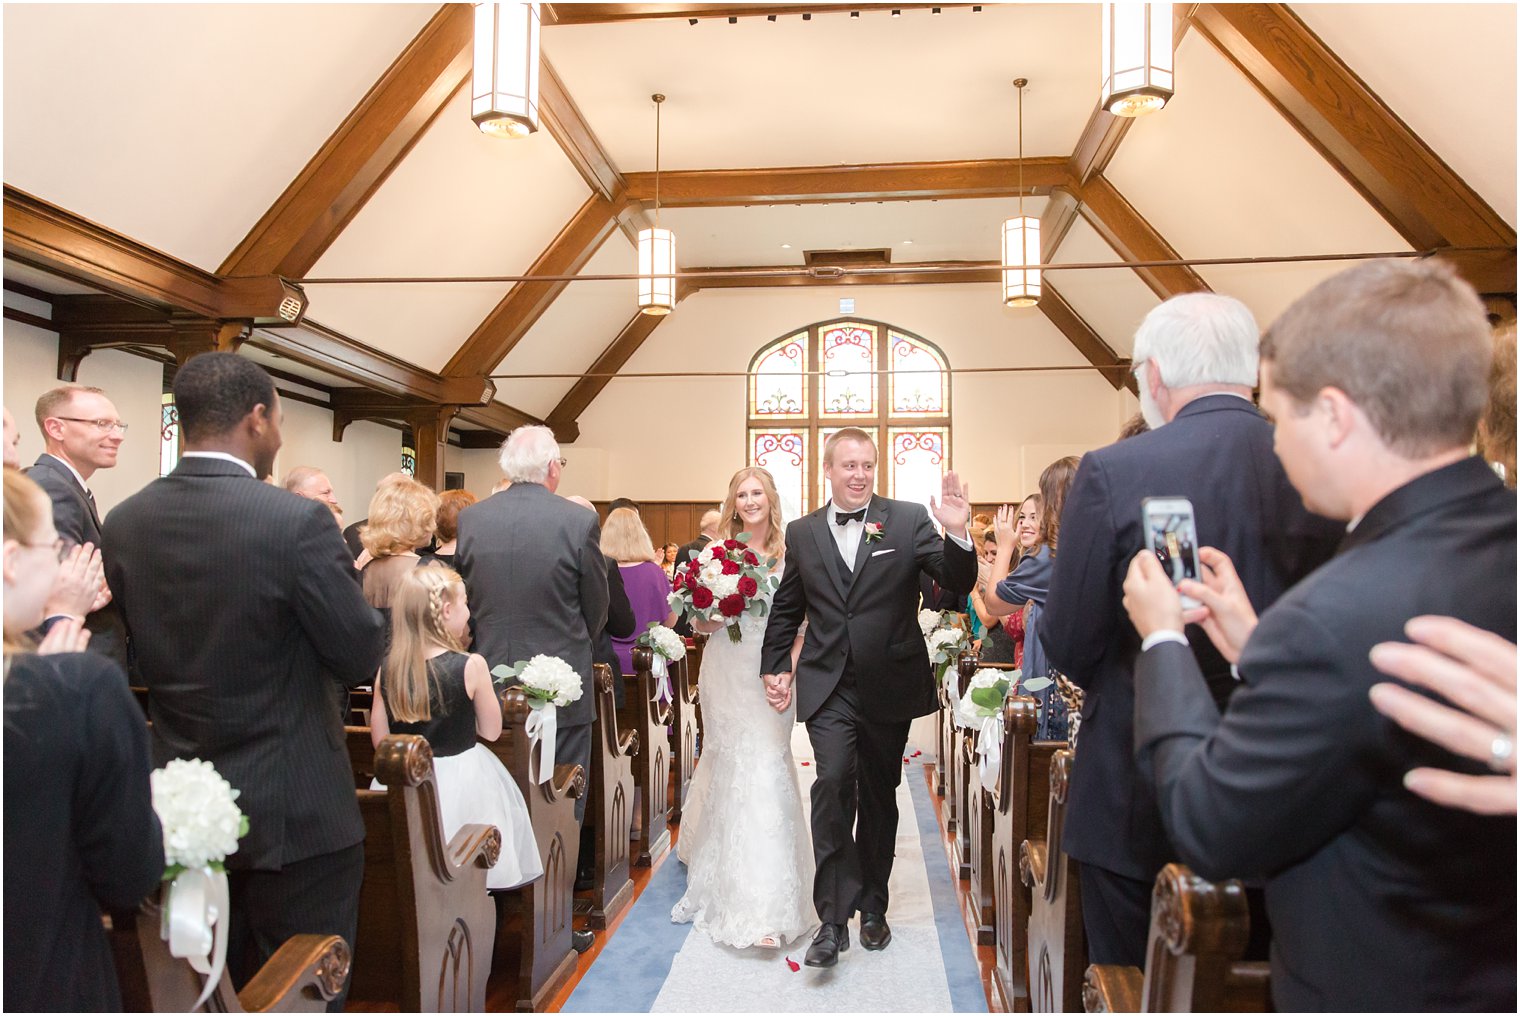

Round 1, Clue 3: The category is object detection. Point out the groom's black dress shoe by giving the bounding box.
[804,923,850,967]
[860,912,892,950]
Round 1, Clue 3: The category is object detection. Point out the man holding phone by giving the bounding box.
[1039,293,1342,969]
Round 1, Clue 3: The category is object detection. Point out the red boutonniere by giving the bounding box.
[864,522,885,544]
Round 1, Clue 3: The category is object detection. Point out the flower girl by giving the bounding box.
[370,566,542,890]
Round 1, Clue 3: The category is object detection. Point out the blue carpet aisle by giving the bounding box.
[562,727,988,1013]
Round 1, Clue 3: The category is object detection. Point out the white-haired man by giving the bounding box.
[1039,292,1343,970]
[455,426,608,952]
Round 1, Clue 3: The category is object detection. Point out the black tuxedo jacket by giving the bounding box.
[762,497,977,723]
[27,453,130,669]
[102,457,386,870]
[1040,395,1342,880]
[455,482,608,728]
[1135,456,1516,1011]
[676,533,712,566]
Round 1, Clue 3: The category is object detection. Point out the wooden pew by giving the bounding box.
[957,653,1017,947]
[110,907,347,1013]
[484,687,586,1012]
[948,653,975,881]
[937,662,956,813]
[667,651,699,825]
[583,664,636,929]
[686,634,706,752]
[1022,749,1086,1013]
[627,647,673,867]
[346,733,500,1012]
[1082,864,1271,1013]
[990,697,1065,1013]
[345,687,374,727]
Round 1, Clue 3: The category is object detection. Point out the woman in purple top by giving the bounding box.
[601,507,678,674]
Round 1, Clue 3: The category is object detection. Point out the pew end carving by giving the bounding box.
[628,647,673,867]
[583,663,636,929]
[347,734,500,1013]
[1022,748,1085,1013]
[1082,864,1270,1014]
[668,651,700,824]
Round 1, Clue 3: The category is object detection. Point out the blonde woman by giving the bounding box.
[601,506,677,675]
[370,566,541,890]
[671,466,814,951]
[359,477,440,620]
[3,468,164,1010]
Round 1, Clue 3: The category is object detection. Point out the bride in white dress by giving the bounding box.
[671,466,817,949]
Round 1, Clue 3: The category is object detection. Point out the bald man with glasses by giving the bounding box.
[27,384,130,668]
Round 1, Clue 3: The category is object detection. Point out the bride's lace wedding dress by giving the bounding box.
[671,581,817,948]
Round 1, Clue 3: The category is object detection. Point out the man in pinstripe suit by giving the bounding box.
[104,353,385,1009]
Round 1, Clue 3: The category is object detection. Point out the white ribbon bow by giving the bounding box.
[650,655,673,704]
[525,701,558,785]
[975,713,1005,787]
[161,867,230,1011]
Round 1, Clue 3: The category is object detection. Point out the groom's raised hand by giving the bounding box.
[930,470,971,535]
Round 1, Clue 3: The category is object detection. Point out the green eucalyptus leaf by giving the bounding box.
[969,686,1005,710]
[1021,676,1053,693]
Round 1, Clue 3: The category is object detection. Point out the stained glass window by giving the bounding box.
[888,427,949,519]
[401,444,417,477]
[751,430,808,523]
[889,330,948,415]
[819,324,877,417]
[751,331,808,417]
[747,319,951,515]
[159,393,179,477]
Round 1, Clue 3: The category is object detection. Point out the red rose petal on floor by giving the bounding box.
[912,750,922,757]
[785,957,800,972]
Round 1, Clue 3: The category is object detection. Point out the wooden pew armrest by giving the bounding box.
[447,822,504,879]
[552,762,586,800]
[1019,839,1047,891]
[1225,961,1273,1010]
[238,934,351,1013]
[1082,964,1142,1014]
[617,729,639,757]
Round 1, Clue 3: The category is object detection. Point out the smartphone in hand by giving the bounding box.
[1141,497,1202,610]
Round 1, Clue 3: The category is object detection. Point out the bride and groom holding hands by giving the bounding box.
[672,427,977,969]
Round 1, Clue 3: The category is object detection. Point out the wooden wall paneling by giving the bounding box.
[623,158,1074,208]
[218,4,474,279]
[1190,3,1516,293]
[592,502,716,552]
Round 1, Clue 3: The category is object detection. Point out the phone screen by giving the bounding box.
[1141,498,1201,605]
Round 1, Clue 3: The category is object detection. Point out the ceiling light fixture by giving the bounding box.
[471,2,540,139]
[639,94,677,316]
[1001,78,1040,308]
[903,239,914,245]
[781,243,792,249]
[1100,2,1174,117]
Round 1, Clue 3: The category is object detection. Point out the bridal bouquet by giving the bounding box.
[492,653,584,708]
[668,534,779,644]
[151,758,249,1009]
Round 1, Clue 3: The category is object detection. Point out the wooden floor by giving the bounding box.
[365,762,1001,1012]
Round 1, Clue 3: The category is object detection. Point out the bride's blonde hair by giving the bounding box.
[718,467,786,562]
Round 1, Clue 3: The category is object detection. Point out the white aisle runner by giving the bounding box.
[563,725,986,1013]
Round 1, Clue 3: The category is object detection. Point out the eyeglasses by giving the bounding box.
[556,457,568,468]
[24,538,66,562]
[53,417,129,434]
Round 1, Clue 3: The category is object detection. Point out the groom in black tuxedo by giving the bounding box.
[762,427,977,967]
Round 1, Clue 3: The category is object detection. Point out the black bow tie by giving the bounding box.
[835,508,867,526]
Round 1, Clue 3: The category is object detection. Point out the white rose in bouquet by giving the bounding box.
[151,758,248,875]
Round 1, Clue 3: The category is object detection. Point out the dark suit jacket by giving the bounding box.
[3,652,164,1012]
[594,553,636,711]
[676,533,712,566]
[1040,395,1342,880]
[102,457,386,870]
[456,482,608,728]
[1134,456,1517,1011]
[27,452,130,669]
[762,497,977,723]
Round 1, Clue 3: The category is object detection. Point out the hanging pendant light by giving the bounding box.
[1100,2,1174,118]
[638,93,677,316]
[1001,78,1040,308]
[472,3,541,138]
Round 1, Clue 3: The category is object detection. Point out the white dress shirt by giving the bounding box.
[825,497,971,571]
[181,451,257,478]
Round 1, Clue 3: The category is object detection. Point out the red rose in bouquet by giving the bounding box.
[737,575,758,597]
[718,593,745,618]
[691,586,714,608]
[720,558,741,575]
[672,571,686,590]
[743,550,759,566]
[724,539,742,550]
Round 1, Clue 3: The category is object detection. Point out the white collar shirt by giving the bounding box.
[180,451,257,478]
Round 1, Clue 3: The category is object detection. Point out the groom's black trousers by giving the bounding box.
[806,667,912,926]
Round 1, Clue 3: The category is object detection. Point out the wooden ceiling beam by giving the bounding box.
[218,5,474,279]
[4,187,307,324]
[1077,175,1211,298]
[1039,283,1135,394]
[622,157,1073,207]
[458,400,576,444]
[546,310,672,433]
[541,58,623,202]
[1041,187,1083,261]
[543,4,974,25]
[684,261,1000,290]
[1189,3,1515,291]
[440,193,627,378]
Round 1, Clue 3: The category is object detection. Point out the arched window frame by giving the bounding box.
[747,318,952,519]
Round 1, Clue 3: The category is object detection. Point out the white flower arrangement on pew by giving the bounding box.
[636,622,687,662]
[923,610,972,684]
[150,758,249,1009]
[492,653,584,709]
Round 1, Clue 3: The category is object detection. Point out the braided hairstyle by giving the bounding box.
[383,566,468,723]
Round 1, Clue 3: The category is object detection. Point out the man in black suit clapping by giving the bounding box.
[1121,258,1516,1012]
[103,353,385,1009]
[1039,293,1342,969]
